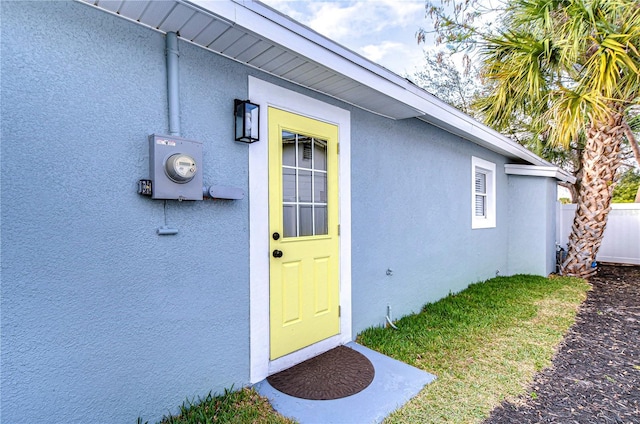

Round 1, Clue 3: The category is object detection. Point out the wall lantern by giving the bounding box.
[234,99,260,143]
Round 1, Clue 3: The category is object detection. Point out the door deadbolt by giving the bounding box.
[272,232,280,240]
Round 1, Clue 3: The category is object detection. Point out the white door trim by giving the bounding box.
[248,76,352,383]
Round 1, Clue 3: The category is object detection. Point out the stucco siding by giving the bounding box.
[1,2,251,422]
[545,178,559,274]
[350,110,510,334]
[507,175,558,276]
[1,1,558,423]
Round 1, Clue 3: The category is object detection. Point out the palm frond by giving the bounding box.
[478,0,640,149]
[479,30,554,122]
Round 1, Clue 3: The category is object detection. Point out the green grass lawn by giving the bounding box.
[154,274,589,424]
[357,274,590,423]
[154,387,295,424]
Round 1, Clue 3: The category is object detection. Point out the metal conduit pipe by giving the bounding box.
[166,32,181,137]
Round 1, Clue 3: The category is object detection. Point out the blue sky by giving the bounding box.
[261,0,432,77]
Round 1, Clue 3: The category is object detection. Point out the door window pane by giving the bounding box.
[299,205,313,237]
[283,205,297,238]
[298,136,313,168]
[282,132,296,166]
[281,130,330,238]
[314,172,327,203]
[298,170,312,202]
[282,168,296,202]
[314,206,328,235]
[314,139,327,171]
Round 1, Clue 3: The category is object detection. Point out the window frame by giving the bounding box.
[471,156,497,229]
[281,132,329,238]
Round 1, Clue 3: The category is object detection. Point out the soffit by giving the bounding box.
[79,0,423,120]
[77,0,567,174]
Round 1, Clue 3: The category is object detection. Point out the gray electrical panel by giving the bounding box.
[149,134,203,200]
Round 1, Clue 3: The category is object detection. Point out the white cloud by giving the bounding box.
[304,1,424,42]
[305,2,364,40]
[260,0,428,75]
[262,0,307,21]
[361,41,404,62]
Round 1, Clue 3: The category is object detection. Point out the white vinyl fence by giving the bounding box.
[557,203,640,265]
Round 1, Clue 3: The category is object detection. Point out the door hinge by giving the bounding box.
[338,224,340,236]
[337,143,340,154]
[339,305,341,317]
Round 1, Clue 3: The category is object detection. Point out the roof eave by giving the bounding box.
[194,1,563,165]
[78,0,570,170]
[505,164,577,184]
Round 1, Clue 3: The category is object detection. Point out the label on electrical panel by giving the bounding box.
[156,139,176,146]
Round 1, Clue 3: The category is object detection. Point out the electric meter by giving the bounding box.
[148,134,203,200]
[165,153,197,183]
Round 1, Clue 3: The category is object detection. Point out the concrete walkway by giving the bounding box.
[254,342,436,424]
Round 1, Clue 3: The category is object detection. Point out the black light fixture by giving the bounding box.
[234,99,260,143]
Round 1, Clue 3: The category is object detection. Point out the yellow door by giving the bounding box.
[269,107,340,360]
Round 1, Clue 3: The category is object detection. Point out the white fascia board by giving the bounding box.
[188,1,460,116]
[190,0,418,98]
[505,164,576,183]
[417,113,549,164]
[233,0,403,83]
[221,1,557,168]
[185,0,554,167]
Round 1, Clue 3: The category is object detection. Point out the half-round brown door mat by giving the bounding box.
[267,345,375,400]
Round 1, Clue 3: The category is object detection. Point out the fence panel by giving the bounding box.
[557,203,640,265]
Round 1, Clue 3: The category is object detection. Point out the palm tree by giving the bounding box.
[475,0,640,278]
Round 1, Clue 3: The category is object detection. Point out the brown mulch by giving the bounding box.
[485,264,640,424]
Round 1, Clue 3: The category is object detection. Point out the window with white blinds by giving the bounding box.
[475,171,487,217]
[471,157,496,229]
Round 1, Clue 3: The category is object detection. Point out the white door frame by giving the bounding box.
[248,76,352,383]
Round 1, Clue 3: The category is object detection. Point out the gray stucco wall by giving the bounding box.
[507,175,558,276]
[349,111,511,334]
[1,1,556,422]
[1,2,252,422]
[545,179,559,273]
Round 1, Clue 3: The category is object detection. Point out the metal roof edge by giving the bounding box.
[189,0,409,92]
[504,164,577,184]
[79,0,568,171]
[207,1,564,168]
[230,0,404,83]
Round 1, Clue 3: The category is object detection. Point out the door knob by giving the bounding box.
[272,249,283,258]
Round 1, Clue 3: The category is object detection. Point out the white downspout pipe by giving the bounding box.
[166,32,181,137]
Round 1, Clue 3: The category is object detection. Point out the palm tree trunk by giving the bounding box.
[623,122,640,169]
[561,112,625,278]
[626,124,640,203]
